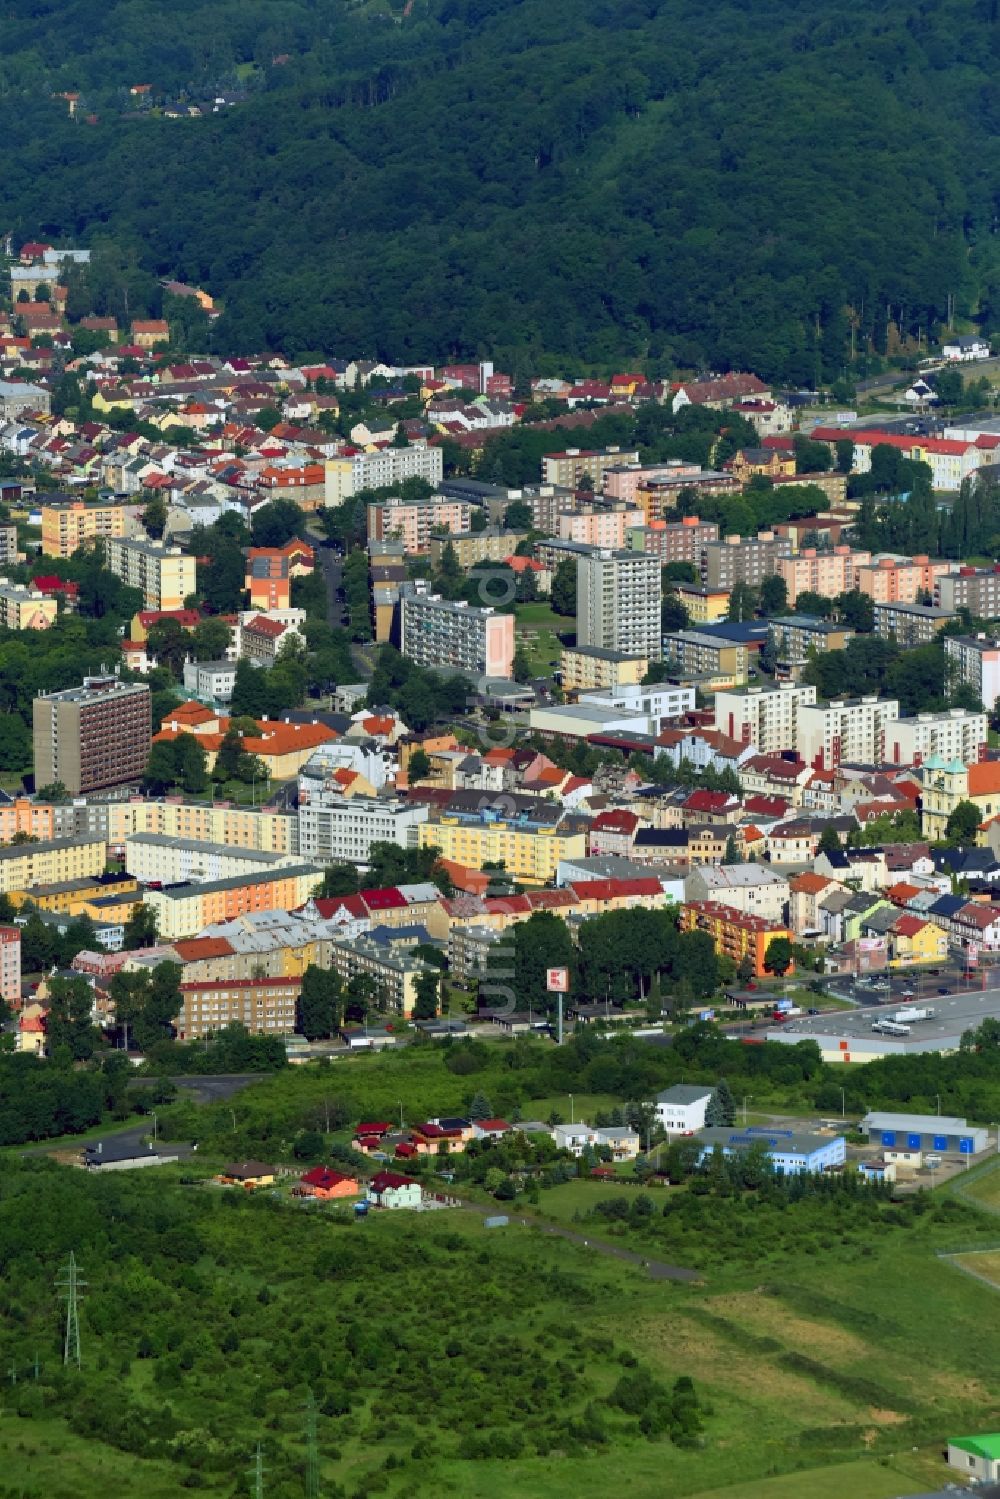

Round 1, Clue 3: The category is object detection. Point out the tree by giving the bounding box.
[191,617,232,661]
[132,961,182,1052]
[142,739,182,794]
[705,1078,736,1127]
[469,1091,493,1120]
[721,834,739,865]
[35,781,69,802]
[550,559,577,617]
[758,575,787,616]
[736,954,754,985]
[504,500,533,530]
[834,590,874,633]
[726,582,758,622]
[297,964,343,1040]
[763,936,794,976]
[411,969,440,1021]
[174,732,209,794]
[45,976,96,1061]
[946,799,983,845]
[817,824,842,855]
[123,903,158,950]
[146,618,190,678]
[0,714,31,773]
[251,499,302,547]
[408,748,432,782]
[512,645,533,682]
[835,439,854,474]
[142,494,168,539]
[315,863,360,898]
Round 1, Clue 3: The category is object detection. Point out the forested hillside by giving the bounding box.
[2,0,1000,378]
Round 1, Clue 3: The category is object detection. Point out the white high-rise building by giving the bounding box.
[713,682,818,755]
[797,696,900,770]
[576,549,661,660]
[888,709,988,767]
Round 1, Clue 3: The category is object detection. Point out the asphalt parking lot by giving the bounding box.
[777,981,1000,1049]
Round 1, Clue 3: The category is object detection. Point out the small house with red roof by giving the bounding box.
[471,1118,510,1141]
[588,808,642,857]
[367,1171,422,1209]
[296,1166,359,1200]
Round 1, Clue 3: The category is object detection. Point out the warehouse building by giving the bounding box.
[861,1110,990,1156]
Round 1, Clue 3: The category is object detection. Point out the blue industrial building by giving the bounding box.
[696,1126,846,1175]
[862,1112,990,1156]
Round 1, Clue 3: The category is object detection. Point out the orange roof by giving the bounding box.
[173,937,236,961]
[481,747,516,765]
[967,763,1000,796]
[790,872,832,895]
[333,768,359,786]
[886,881,922,904]
[741,825,765,843]
[362,715,394,736]
[438,858,490,896]
[166,701,217,727]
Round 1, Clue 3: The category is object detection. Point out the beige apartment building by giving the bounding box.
[104,537,197,610]
[175,976,301,1040]
[855,554,955,605]
[662,631,748,689]
[41,499,127,558]
[0,582,58,630]
[0,836,107,896]
[557,506,644,548]
[428,528,529,569]
[560,645,650,694]
[541,447,640,490]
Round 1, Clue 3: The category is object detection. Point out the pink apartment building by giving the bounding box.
[776,546,871,606]
[557,507,644,547]
[855,554,955,604]
[0,927,21,1006]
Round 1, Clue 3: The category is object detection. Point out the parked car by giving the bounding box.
[807,1007,820,1015]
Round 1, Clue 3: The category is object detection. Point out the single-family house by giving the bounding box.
[296,1166,359,1199]
[220,1160,275,1189]
[367,1171,422,1209]
[653,1084,712,1135]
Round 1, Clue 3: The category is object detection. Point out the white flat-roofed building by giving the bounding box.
[713,683,817,755]
[944,634,1000,711]
[888,709,987,768]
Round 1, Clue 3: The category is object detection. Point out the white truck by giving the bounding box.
[891,1007,935,1024]
[872,1019,911,1036]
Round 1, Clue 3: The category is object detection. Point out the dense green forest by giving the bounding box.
[2,0,1000,378]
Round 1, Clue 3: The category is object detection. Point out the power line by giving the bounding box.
[55,1252,86,1370]
[249,1440,266,1499]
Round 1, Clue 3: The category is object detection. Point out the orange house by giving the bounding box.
[296,1167,359,1199]
[679,900,794,979]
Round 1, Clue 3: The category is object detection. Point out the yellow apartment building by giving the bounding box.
[41,500,126,558]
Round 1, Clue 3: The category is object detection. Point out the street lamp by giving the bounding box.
[840,1088,846,1120]
[398,1100,404,1129]
[935,1094,941,1116]
[742,1095,753,1126]
[569,1093,574,1125]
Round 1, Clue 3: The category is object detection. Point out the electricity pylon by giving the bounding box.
[55,1252,86,1369]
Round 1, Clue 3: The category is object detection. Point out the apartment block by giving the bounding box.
[662,630,748,688]
[41,499,126,558]
[297,791,428,865]
[810,426,983,492]
[672,584,730,624]
[104,538,197,610]
[679,900,794,979]
[702,532,792,591]
[944,634,1000,710]
[767,617,854,678]
[873,601,958,646]
[604,460,702,505]
[559,646,650,694]
[854,554,955,605]
[684,864,790,924]
[176,976,301,1040]
[438,478,576,533]
[245,539,315,610]
[0,582,58,630]
[576,549,661,659]
[936,567,1000,618]
[324,444,444,505]
[124,832,301,886]
[367,494,473,554]
[0,524,19,566]
[713,683,818,754]
[0,926,21,1004]
[888,709,988,767]
[0,836,107,897]
[556,506,644,548]
[540,447,640,490]
[33,675,151,796]
[324,933,429,1018]
[635,472,740,525]
[143,865,324,940]
[628,516,719,566]
[427,528,529,570]
[420,798,587,885]
[797,696,901,770]
[399,582,514,680]
[775,545,869,606]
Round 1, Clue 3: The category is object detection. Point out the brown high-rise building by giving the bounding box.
[33,675,152,796]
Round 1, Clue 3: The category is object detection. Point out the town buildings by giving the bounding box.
[325,444,443,504]
[40,498,127,558]
[945,634,1000,710]
[679,901,794,978]
[702,532,792,591]
[540,446,640,489]
[0,582,57,630]
[33,675,152,796]
[103,537,197,611]
[398,581,515,680]
[575,548,661,660]
[796,696,901,771]
[367,493,473,553]
[713,683,816,755]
